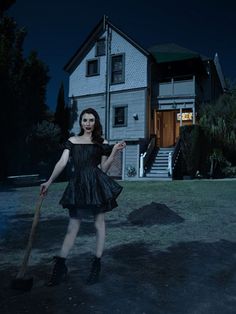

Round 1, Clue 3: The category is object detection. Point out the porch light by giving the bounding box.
[133,113,139,120]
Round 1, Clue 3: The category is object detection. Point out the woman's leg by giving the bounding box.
[86,213,105,285]
[94,213,105,258]
[47,218,81,287]
[60,218,81,258]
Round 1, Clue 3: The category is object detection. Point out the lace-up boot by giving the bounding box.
[47,256,68,287]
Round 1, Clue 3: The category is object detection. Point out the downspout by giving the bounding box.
[105,22,111,140]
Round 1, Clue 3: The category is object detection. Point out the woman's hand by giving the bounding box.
[40,181,51,196]
[113,141,126,153]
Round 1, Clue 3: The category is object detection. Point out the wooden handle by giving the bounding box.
[16,196,44,279]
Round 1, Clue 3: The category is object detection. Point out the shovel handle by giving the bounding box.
[16,195,44,279]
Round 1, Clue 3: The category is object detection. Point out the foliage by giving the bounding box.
[199,89,236,151]
[180,125,201,177]
[54,82,70,141]
[0,5,50,178]
[209,149,231,178]
[27,120,61,161]
[199,87,236,177]
[69,96,78,131]
[222,166,236,178]
[0,0,16,17]
[126,165,137,177]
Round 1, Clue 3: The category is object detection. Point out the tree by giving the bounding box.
[199,87,236,177]
[0,0,16,17]
[54,82,70,141]
[0,3,50,178]
[199,90,236,150]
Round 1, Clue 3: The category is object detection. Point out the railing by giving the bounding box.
[168,152,173,177]
[159,77,195,97]
[139,137,156,177]
[169,138,181,177]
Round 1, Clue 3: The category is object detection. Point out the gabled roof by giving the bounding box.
[148,43,202,63]
[64,16,150,74]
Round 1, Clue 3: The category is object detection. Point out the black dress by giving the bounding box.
[59,140,123,219]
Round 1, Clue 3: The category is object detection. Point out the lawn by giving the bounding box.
[0,179,236,314]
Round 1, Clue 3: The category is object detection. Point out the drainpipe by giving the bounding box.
[105,22,111,140]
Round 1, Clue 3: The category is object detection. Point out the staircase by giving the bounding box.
[145,147,175,180]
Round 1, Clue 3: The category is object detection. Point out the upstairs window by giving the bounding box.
[111,54,125,84]
[113,106,127,127]
[86,59,99,76]
[96,38,106,56]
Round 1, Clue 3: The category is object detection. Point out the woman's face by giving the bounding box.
[81,113,96,134]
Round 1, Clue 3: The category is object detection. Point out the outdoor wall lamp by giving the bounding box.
[133,113,139,120]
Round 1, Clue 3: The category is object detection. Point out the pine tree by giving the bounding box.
[0,2,50,178]
[54,82,69,141]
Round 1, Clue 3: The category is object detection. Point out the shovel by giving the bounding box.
[11,195,44,291]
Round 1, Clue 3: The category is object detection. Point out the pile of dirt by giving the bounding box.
[128,202,184,226]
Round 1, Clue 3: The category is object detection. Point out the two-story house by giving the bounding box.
[64,16,225,180]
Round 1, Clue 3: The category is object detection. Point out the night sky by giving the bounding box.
[8,0,236,111]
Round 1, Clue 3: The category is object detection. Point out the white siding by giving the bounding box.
[110,30,148,91]
[68,29,148,98]
[123,144,139,180]
[109,89,147,140]
[69,33,107,97]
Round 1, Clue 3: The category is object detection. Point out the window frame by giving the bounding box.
[96,38,106,57]
[110,53,125,85]
[113,105,128,128]
[86,58,100,77]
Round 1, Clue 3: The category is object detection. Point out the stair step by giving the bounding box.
[149,170,169,174]
[146,173,170,178]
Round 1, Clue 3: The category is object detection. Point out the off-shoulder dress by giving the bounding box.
[59,140,123,219]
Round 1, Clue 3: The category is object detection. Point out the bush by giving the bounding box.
[221,166,236,178]
[180,125,201,177]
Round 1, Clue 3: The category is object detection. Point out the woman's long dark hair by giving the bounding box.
[78,108,104,144]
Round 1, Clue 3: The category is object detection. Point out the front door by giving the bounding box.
[155,110,176,147]
[163,111,175,147]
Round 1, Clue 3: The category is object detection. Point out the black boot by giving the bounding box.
[46,256,68,287]
[86,256,101,285]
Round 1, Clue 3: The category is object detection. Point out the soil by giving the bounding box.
[0,183,236,314]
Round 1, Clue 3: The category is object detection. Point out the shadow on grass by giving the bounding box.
[1,240,236,314]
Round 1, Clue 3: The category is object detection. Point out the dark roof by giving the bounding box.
[64,16,150,73]
[148,43,202,63]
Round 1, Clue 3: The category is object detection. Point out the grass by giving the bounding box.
[1,179,236,265]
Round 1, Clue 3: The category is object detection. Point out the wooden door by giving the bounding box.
[162,111,175,147]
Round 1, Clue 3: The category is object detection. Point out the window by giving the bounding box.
[86,59,99,76]
[96,38,106,56]
[113,106,127,127]
[111,54,125,84]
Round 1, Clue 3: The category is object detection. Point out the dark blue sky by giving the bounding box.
[8,0,236,111]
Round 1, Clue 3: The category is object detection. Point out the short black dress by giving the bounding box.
[59,140,123,219]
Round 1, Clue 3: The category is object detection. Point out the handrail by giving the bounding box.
[139,137,156,177]
[170,138,181,177]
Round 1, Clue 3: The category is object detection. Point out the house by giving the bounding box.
[64,16,225,180]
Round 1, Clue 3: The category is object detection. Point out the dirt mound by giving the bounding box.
[128,202,184,226]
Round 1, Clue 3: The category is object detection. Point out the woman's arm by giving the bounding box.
[100,141,126,173]
[40,149,70,195]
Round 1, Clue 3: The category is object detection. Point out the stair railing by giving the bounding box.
[170,138,181,177]
[139,137,156,177]
[168,152,173,176]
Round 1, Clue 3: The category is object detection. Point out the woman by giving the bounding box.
[40,108,126,286]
